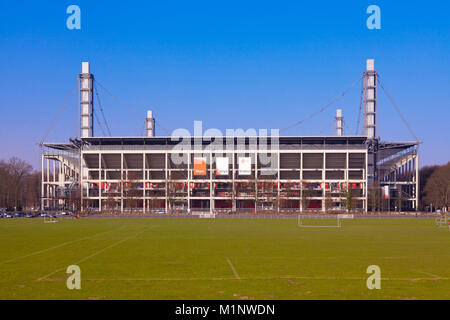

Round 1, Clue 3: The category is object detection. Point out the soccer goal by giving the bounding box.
[298,215,341,228]
[435,214,449,228]
[194,213,216,218]
[44,216,59,223]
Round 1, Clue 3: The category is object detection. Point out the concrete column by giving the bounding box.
[300,152,303,212]
[120,152,124,213]
[210,151,213,214]
[415,150,419,211]
[277,151,280,213]
[187,152,191,214]
[165,152,168,214]
[365,151,369,212]
[322,152,325,212]
[143,153,146,213]
[98,153,102,212]
[41,155,45,210]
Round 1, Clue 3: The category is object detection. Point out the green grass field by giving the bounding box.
[0,217,449,300]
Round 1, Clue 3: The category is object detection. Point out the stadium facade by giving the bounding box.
[41,60,420,213]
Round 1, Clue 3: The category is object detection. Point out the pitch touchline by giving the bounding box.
[226,258,241,280]
[0,226,125,266]
[36,230,144,282]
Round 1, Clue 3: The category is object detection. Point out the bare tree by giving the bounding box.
[324,190,333,213]
[23,172,41,209]
[344,186,354,213]
[0,157,33,210]
[68,187,81,214]
[368,181,382,212]
[0,160,11,209]
[166,171,176,214]
[419,165,439,209]
[301,189,312,213]
[424,162,450,212]
[104,192,117,214]
[123,171,140,214]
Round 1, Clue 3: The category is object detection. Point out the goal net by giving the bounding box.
[435,214,449,228]
[44,216,59,223]
[298,215,341,228]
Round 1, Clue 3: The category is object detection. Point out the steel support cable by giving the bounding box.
[39,81,78,145]
[155,121,172,135]
[94,82,112,136]
[70,93,78,138]
[94,80,144,119]
[139,121,146,136]
[279,76,363,133]
[95,79,174,136]
[355,79,364,135]
[94,108,106,136]
[377,77,420,143]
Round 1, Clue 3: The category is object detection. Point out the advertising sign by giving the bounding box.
[216,157,229,176]
[383,185,389,200]
[194,157,207,176]
[238,157,251,175]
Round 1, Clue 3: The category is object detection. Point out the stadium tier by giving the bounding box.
[41,136,419,213]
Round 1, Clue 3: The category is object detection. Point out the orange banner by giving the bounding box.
[194,157,206,176]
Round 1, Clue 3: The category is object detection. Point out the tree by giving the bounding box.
[104,192,117,214]
[344,186,354,212]
[419,165,439,210]
[123,171,141,214]
[424,162,450,212]
[0,157,33,210]
[301,189,312,213]
[368,181,382,212]
[23,172,41,209]
[324,191,333,213]
[68,187,81,214]
[0,160,11,208]
[248,174,258,214]
[166,171,177,214]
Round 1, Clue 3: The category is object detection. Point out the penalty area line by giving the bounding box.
[226,258,241,280]
[0,226,125,266]
[413,270,443,279]
[36,230,144,282]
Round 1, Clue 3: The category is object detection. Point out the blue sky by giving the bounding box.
[1,0,449,169]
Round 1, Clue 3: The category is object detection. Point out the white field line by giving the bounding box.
[226,257,241,280]
[0,227,124,266]
[36,230,143,282]
[413,270,443,279]
[234,255,450,260]
[41,275,450,282]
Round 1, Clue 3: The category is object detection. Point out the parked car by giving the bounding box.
[14,212,24,218]
[40,212,48,217]
[25,212,34,218]
[5,213,13,218]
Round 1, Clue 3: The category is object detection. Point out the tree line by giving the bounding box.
[420,161,450,212]
[0,157,41,211]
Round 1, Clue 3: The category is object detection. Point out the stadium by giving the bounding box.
[40,59,419,214]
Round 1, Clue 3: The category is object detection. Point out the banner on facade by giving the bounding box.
[193,157,207,176]
[216,157,229,176]
[238,157,251,175]
[383,185,389,199]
